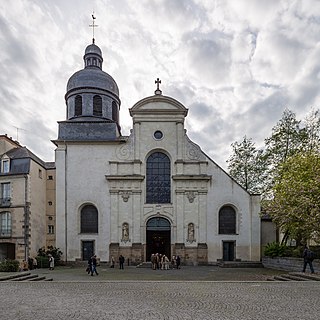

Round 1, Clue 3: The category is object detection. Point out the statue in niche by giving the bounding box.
[122,223,129,241]
[188,223,195,242]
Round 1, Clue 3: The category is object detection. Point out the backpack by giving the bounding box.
[306,249,315,261]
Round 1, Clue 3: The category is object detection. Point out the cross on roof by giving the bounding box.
[154,78,162,95]
[89,13,98,44]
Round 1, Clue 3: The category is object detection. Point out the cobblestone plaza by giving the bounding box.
[1,267,319,319]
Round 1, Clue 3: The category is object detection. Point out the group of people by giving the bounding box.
[109,255,125,269]
[151,253,181,270]
[87,255,99,276]
[87,254,125,274]
[19,256,38,272]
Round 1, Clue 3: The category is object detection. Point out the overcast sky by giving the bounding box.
[1,0,320,169]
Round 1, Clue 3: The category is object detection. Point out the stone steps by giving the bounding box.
[217,261,264,268]
[268,272,320,281]
[0,271,52,282]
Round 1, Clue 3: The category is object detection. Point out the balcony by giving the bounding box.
[0,198,11,207]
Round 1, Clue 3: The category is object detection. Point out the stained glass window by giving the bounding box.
[146,152,171,203]
[219,206,236,234]
[80,205,98,233]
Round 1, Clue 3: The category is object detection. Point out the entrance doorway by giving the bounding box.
[0,243,15,260]
[82,241,94,261]
[223,241,235,261]
[146,217,171,261]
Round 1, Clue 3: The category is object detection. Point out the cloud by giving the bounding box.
[1,0,320,170]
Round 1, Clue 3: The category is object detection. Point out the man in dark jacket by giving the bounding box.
[119,255,125,269]
[302,245,315,274]
[91,255,99,276]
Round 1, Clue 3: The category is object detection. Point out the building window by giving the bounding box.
[48,225,54,234]
[80,205,98,233]
[112,101,118,123]
[0,212,11,237]
[146,152,171,203]
[93,95,102,116]
[39,169,42,179]
[154,130,163,140]
[1,183,10,201]
[75,95,82,116]
[1,159,9,173]
[48,175,53,180]
[219,206,236,234]
[48,201,53,206]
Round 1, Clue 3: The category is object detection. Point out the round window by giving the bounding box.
[154,130,163,140]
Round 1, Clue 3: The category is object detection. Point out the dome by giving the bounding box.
[66,68,119,97]
[85,43,102,56]
[65,42,119,98]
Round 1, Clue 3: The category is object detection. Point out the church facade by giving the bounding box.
[54,41,261,265]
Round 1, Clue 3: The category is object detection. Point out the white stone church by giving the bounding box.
[53,40,261,265]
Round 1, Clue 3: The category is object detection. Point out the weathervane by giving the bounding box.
[155,78,162,95]
[89,12,98,44]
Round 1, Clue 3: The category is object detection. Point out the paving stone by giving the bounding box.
[1,281,320,320]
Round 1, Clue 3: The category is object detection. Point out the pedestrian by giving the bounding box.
[302,245,315,274]
[171,255,176,269]
[176,255,181,269]
[21,260,28,271]
[151,254,156,270]
[91,255,99,276]
[164,255,170,270]
[119,255,125,269]
[33,257,38,269]
[48,254,54,270]
[86,256,92,274]
[28,256,33,270]
[110,256,115,268]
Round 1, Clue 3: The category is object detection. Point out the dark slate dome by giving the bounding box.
[85,43,102,56]
[66,43,119,98]
[67,69,119,96]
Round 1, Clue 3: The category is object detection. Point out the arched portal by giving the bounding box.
[146,217,171,261]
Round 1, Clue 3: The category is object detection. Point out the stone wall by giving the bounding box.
[262,256,320,272]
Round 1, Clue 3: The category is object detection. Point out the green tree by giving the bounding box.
[227,135,266,194]
[265,109,303,166]
[263,109,305,198]
[302,108,320,152]
[266,151,320,244]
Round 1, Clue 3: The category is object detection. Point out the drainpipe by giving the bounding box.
[64,144,68,263]
[24,174,30,260]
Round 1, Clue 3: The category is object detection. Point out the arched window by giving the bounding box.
[80,205,98,233]
[93,95,102,116]
[146,152,171,203]
[0,212,11,237]
[75,95,82,116]
[112,101,118,123]
[219,206,236,234]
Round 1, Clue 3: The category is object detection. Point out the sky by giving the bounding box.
[1,0,320,169]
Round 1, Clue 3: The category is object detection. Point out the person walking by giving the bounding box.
[119,255,125,269]
[91,255,99,276]
[110,256,115,268]
[87,256,92,274]
[176,255,181,269]
[48,254,54,270]
[302,245,315,274]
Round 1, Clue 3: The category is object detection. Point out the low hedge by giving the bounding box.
[0,259,20,272]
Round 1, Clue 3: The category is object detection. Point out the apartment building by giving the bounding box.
[0,134,55,261]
